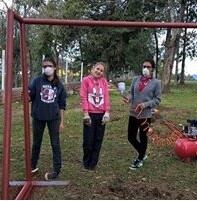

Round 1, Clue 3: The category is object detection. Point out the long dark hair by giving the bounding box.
[43,56,60,85]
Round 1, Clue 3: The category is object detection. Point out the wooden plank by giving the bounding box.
[10,180,70,186]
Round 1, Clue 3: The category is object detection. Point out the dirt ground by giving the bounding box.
[4,177,197,200]
[28,179,197,200]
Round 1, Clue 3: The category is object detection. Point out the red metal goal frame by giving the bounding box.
[2,8,197,200]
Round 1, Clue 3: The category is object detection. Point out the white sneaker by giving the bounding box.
[143,155,148,161]
[31,167,39,174]
[44,172,59,180]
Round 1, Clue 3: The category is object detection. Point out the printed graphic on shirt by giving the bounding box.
[40,85,57,103]
[88,87,104,108]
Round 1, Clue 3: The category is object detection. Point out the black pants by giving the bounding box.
[128,116,151,160]
[31,118,61,173]
[83,113,105,169]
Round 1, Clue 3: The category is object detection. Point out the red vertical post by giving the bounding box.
[20,23,32,183]
[2,9,14,200]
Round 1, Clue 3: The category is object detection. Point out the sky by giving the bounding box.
[0,1,12,9]
[181,59,197,75]
[171,58,197,76]
[1,1,197,75]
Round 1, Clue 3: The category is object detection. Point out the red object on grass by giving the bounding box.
[174,137,197,160]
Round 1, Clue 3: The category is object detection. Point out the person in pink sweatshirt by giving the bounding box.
[80,62,110,171]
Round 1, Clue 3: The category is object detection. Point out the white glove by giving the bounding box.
[102,112,110,125]
[83,112,91,126]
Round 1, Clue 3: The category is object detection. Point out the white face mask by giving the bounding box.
[142,68,150,77]
[43,67,55,76]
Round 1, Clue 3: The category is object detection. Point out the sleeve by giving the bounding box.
[80,77,89,112]
[130,76,138,102]
[104,79,110,112]
[58,83,67,110]
[143,80,161,108]
[28,78,37,102]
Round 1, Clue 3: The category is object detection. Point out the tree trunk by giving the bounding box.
[180,28,187,84]
[180,2,189,85]
[161,0,186,93]
[161,28,180,93]
[154,30,159,78]
[175,34,180,84]
[175,49,179,84]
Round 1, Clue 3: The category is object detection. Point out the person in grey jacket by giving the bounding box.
[124,59,161,170]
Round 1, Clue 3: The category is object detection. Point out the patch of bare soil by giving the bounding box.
[89,180,197,200]
[31,180,196,200]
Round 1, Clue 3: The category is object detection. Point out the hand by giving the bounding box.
[140,118,150,131]
[102,112,110,125]
[83,112,91,126]
[59,122,64,133]
[135,103,145,118]
[122,95,129,104]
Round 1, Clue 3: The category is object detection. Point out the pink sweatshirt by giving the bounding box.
[80,75,110,113]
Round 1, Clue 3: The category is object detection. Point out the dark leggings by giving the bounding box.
[31,118,61,173]
[83,113,105,169]
[128,116,151,160]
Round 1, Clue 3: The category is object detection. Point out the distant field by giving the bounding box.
[0,82,197,199]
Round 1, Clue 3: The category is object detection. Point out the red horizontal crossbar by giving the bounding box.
[12,9,197,29]
[23,18,197,28]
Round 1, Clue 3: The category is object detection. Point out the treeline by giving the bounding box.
[0,0,197,92]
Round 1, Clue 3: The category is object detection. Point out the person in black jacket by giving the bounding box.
[29,56,67,180]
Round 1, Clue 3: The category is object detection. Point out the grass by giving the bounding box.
[0,82,197,199]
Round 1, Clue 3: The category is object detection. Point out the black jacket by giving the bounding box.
[29,75,67,121]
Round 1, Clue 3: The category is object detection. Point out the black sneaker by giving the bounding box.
[133,155,147,163]
[44,172,59,180]
[129,159,143,170]
[31,167,39,174]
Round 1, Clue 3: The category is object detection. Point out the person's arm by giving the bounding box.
[104,79,110,112]
[59,109,64,133]
[28,78,37,101]
[80,77,89,114]
[122,93,131,103]
[58,84,67,132]
[143,80,161,108]
[101,79,110,124]
[80,77,92,125]
[122,77,137,104]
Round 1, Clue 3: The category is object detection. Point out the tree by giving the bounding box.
[3,0,197,88]
[161,0,186,92]
[179,0,197,84]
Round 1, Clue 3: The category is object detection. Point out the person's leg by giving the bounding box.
[89,113,105,169]
[138,118,151,160]
[31,119,46,169]
[47,119,61,174]
[83,115,95,168]
[128,116,142,155]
